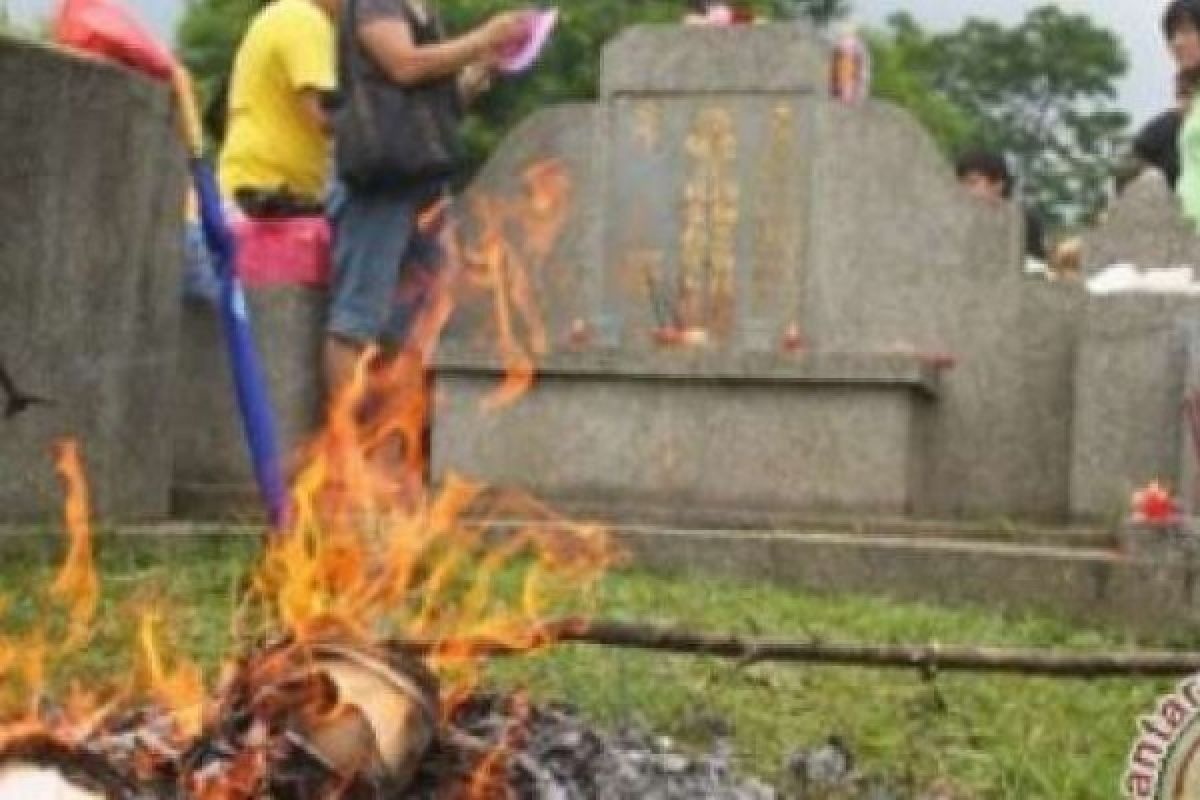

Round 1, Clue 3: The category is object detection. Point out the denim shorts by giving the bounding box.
[327,183,443,345]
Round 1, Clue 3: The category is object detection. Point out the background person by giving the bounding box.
[324,0,527,396]
[219,0,340,214]
[954,149,1047,263]
[1176,65,1200,227]
[1126,0,1200,190]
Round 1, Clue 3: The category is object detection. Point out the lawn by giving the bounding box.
[0,532,1174,798]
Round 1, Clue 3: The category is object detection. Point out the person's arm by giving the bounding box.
[359,11,527,87]
[299,89,331,132]
[279,8,337,128]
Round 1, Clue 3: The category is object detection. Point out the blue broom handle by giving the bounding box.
[190,159,287,528]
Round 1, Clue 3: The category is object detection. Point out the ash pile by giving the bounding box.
[0,637,778,800]
[409,693,777,799]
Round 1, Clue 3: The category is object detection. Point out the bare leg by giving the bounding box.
[323,333,367,406]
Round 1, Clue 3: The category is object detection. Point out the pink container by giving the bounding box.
[234,215,331,287]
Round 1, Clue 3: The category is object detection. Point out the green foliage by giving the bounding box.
[870,7,1131,228]
[868,16,978,157]
[176,0,265,108]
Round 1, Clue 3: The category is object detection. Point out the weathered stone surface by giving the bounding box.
[1069,294,1200,520]
[153,22,1200,531]
[615,527,1200,636]
[599,24,827,95]
[438,348,943,389]
[1181,320,1200,515]
[172,288,326,512]
[434,352,935,515]
[1083,172,1198,272]
[802,98,1084,518]
[0,36,187,521]
[1116,520,1200,561]
[445,104,600,357]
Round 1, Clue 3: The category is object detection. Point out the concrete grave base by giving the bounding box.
[172,287,327,516]
[610,527,1193,637]
[433,350,941,516]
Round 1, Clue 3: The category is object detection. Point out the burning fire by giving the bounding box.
[461,161,569,411]
[0,160,621,798]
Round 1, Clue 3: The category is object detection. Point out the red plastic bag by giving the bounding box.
[53,0,177,82]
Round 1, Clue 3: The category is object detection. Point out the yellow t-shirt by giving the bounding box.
[218,0,335,201]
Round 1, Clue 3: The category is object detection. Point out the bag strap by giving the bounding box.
[341,0,365,84]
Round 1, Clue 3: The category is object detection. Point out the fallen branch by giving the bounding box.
[394,618,1200,679]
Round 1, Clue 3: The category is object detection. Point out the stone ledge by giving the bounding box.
[613,528,1195,636]
[487,513,1114,549]
[435,349,943,398]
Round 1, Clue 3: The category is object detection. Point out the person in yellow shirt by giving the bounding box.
[219,0,339,212]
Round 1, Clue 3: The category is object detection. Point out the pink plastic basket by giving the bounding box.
[234,215,331,287]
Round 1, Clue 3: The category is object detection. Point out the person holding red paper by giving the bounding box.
[323,0,528,395]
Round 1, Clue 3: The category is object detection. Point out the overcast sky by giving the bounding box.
[10,0,1176,125]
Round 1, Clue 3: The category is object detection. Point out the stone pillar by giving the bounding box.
[172,287,326,516]
[0,36,188,521]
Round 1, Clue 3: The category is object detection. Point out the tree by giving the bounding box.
[176,0,268,130]
[868,13,979,157]
[871,7,1130,228]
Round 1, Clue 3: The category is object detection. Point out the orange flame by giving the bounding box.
[461,160,571,411]
[248,156,617,711]
[0,159,618,797]
[49,439,99,651]
[136,608,206,738]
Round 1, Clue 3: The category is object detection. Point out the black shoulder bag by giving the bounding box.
[334,0,463,191]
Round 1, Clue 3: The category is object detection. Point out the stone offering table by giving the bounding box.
[436,350,940,516]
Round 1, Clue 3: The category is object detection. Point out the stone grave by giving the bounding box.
[0,36,187,521]
[433,24,1081,522]
[1072,172,1200,520]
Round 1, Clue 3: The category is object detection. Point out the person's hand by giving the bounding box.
[477,11,532,62]
[459,62,495,104]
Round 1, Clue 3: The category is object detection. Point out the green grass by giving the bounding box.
[0,533,1174,798]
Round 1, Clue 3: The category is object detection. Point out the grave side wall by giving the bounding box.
[784,96,1085,519]
[0,36,187,521]
[1072,177,1200,519]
